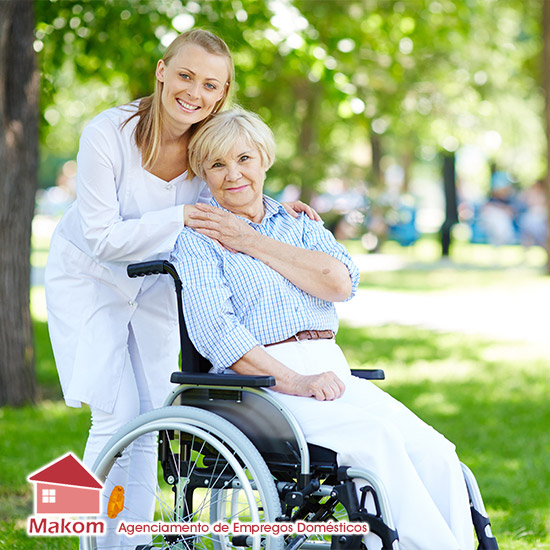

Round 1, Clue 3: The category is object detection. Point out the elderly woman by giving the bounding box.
[171,109,475,550]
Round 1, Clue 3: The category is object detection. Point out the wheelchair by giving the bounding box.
[81,260,499,550]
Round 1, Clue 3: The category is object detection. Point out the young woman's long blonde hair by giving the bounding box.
[124,29,234,172]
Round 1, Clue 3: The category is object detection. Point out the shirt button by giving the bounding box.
[165,183,174,191]
[128,300,137,307]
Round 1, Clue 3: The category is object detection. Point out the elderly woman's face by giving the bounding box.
[202,136,266,221]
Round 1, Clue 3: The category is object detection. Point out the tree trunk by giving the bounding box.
[296,82,322,204]
[543,0,550,274]
[370,133,383,188]
[0,0,39,406]
[401,148,413,193]
[440,152,458,257]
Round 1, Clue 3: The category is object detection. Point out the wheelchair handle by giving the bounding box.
[127,260,207,373]
[127,260,181,284]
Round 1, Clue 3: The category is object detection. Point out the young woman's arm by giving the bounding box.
[77,117,187,262]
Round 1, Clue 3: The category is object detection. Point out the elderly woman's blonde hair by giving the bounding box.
[188,108,276,180]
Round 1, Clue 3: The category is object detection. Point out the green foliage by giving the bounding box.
[35,1,546,194]
[35,0,170,153]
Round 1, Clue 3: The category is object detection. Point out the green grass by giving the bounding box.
[337,324,550,549]
[358,264,548,292]
[3,320,548,549]
[345,233,549,292]
[0,323,86,550]
[0,324,88,549]
[2,233,549,548]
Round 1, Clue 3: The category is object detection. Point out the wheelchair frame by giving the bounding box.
[80,260,498,550]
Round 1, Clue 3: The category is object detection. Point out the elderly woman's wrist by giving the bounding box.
[240,230,265,256]
[287,371,307,396]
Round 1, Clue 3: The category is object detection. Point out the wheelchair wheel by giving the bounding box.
[81,406,282,550]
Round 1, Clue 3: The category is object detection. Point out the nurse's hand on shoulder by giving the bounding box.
[282,201,321,222]
[185,200,321,244]
[185,203,253,253]
[295,371,346,401]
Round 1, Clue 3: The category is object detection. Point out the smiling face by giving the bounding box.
[203,136,266,223]
[155,43,230,136]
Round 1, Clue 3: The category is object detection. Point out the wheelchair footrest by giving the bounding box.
[331,476,398,550]
[356,513,398,550]
[330,534,362,550]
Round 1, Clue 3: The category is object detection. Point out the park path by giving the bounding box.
[336,254,549,346]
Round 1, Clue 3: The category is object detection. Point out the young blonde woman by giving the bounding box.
[45,29,315,548]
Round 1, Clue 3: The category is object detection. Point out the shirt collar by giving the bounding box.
[209,195,286,225]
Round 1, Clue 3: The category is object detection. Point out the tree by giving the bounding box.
[2,0,545,408]
[543,0,550,273]
[0,0,39,406]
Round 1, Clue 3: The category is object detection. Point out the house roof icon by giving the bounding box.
[28,453,102,489]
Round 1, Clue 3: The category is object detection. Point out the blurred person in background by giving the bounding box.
[518,179,548,250]
[480,171,519,246]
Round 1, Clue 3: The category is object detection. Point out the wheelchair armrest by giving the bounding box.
[351,369,385,380]
[170,371,276,388]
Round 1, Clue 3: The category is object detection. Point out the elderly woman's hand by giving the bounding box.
[232,347,346,401]
[294,371,346,401]
[185,203,255,252]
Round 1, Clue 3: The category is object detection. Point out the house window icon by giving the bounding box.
[42,489,56,504]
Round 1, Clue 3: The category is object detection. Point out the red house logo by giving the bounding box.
[28,453,102,515]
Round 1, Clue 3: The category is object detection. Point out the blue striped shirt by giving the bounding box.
[170,196,360,373]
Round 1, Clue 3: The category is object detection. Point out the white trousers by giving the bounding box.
[264,339,475,550]
[82,326,157,549]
